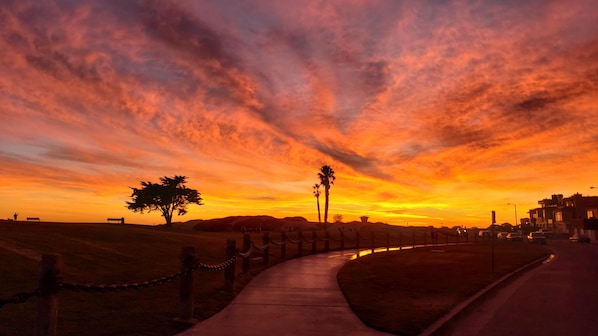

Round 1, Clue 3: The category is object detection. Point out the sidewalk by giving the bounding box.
[176,250,393,336]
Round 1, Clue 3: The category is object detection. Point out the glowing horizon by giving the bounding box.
[1,1,597,227]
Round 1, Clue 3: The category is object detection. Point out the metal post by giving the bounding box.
[491,210,496,274]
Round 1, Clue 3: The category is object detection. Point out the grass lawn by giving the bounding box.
[0,222,264,336]
[0,220,483,336]
[337,242,550,336]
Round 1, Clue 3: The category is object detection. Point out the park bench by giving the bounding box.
[107,217,125,224]
[26,217,40,221]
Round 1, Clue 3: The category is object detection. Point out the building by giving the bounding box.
[528,193,598,236]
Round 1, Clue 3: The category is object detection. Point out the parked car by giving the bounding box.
[497,232,510,240]
[569,234,591,243]
[478,230,491,239]
[528,232,547,245]
[506,233,523,241]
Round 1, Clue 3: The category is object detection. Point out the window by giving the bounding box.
[588,210,596,219]
[555,212,562,222]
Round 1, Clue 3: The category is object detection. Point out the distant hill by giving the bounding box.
[183,215,314,232]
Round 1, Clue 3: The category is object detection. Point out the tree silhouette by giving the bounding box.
[126,175,202,227]
[317,165,335,227]
[313,183,321,223]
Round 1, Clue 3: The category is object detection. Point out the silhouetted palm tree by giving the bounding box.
[318,165,335,227]
[313,183,321,223]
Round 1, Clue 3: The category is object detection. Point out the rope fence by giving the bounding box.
[1,228,473,335]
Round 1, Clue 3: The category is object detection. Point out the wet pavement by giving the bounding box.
[176,249,393,336]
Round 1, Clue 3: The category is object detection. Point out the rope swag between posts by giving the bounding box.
[2,229,472,335]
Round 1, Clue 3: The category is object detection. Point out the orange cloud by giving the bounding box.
[1,0,597,227]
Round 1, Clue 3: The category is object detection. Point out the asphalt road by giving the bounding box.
[437,240,598,336]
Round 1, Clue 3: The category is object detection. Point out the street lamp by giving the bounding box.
[507,203,518,230]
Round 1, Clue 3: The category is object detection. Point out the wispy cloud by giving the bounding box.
[1,0,597,225]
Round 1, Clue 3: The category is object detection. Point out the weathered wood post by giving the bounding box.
[262,232,270,266]
[324,230,330,252]
[371,231,375,254]
[242,233,251,273]
[399,233,402,250]
[225,240,236,292]
[35,254,61,336]
[386,231,390,251]
[297,229,303,257]
[179,246,195,321]
[312,230,317,254]
[280,231,287,259]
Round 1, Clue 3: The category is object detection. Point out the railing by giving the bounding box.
[0,228,471,335]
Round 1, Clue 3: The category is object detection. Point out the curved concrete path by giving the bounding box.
[176,250,393,336]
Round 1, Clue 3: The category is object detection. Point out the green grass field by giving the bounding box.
[0,220,485,336]
[337,243,550,336]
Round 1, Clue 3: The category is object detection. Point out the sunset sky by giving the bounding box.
[1,0,597,227]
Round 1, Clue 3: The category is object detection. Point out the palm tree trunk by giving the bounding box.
[324,188,330,227]
[316,196,321,223]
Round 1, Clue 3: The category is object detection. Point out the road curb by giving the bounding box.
[419,252,553,336]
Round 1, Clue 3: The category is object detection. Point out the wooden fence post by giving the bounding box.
[263,232,270,266]
[297,230,303,257]
[281,232,287,259]
[242,234,251,273]
[324,230,330,252]
[399,233,402,250]
[386,231,390,251]
[371,231,375,254]
[35,254,61,336]
[179,246,195,321]
[225,240,236,292]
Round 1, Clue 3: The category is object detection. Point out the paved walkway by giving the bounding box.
[176,249,393,336]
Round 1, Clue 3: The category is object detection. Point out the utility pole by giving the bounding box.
[507,203,518,231]
[491,210,496,274]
